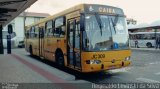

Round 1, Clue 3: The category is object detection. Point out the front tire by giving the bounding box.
[146,43,152,48]
[55,52,64,66]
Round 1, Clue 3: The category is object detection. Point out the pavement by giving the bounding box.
[131,47,160,52]
[0,48,160,89]
[0,49,91,89]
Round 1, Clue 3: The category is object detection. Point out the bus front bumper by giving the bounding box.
[82,60,131,73]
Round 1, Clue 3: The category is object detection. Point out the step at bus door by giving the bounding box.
[67,18,81,69]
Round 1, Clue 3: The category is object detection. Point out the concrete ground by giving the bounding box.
[0,49,90,89]
[1,48,160,89]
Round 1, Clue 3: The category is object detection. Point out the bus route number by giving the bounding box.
[92,54,105,59]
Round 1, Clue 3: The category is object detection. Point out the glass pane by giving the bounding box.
[75,23,80,49]
[83,14,129,51]
[55,17,64,27]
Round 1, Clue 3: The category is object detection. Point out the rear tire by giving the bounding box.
[29,46,33,56]
[146,43,152,48]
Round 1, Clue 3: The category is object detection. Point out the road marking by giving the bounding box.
[136,78,160,83]
[149,62,160,65]
[155,72,160,75]
[109,67,132,73]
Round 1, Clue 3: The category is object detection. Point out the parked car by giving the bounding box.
[18,41,25,48]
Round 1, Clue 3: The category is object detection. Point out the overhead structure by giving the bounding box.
[0,0,37,54]
[0,0,37,26]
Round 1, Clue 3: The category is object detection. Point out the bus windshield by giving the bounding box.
[83,14,129,51]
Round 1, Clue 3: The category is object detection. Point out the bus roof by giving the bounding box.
[26,4,124,29]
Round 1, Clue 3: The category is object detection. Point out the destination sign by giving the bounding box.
[84,4,124,15]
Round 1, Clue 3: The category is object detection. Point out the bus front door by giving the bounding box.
[67,18,81,69]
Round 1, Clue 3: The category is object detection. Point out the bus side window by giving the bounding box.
[40,27,44,38]
[54,17,65,38]
[46,20,53,37]
[35,26,39,38]
[30,27,35,38]
[60,26,65,37]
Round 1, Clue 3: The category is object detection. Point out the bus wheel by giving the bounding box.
[29,46,33,56]
[56,52,64,66]
[146,43,152,48]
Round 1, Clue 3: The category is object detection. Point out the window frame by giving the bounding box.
[30,26,35,38]
[45,20,53,37]
[54,16,66,38]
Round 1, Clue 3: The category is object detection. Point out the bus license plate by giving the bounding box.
[109,66,116,69]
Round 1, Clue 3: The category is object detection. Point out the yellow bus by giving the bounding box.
[25,4,131,73]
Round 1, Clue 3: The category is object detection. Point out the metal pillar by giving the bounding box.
[7,34,11,54]
[0,25,4,54]
[7,24,13,54]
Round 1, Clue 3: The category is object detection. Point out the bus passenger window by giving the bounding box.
[60,26,65,37]
[54,28,60,37]
[54,17,65,38]
[46,21,53,37]
[35,26,39,38]
[30,27,35,38]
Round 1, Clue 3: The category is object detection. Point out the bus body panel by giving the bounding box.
[129,32,160,48]
[81,50,131,72]
[130,39,155,48]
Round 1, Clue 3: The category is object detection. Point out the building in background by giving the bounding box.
[127,18,137,25]
[3,12,50,44]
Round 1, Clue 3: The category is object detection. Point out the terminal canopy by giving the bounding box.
[0,0,37,26]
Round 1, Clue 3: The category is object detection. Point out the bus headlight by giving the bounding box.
[124,57,130,61]
[86,60,101,64]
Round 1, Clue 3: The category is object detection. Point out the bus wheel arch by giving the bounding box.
[55,48,64,66]
[146,42,152,48]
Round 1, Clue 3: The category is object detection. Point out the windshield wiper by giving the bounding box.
[110,15,119,34]
[111,18,117,34]
[95,13,103,36]
[114,14,119,25]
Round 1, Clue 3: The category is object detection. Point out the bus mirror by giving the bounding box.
[8,24,13,34]
[80,14,85,31]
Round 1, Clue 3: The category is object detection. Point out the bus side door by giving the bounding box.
[39,27,44,57]
[67,18,81,69]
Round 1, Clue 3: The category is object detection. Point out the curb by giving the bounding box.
[131,48,160,53]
